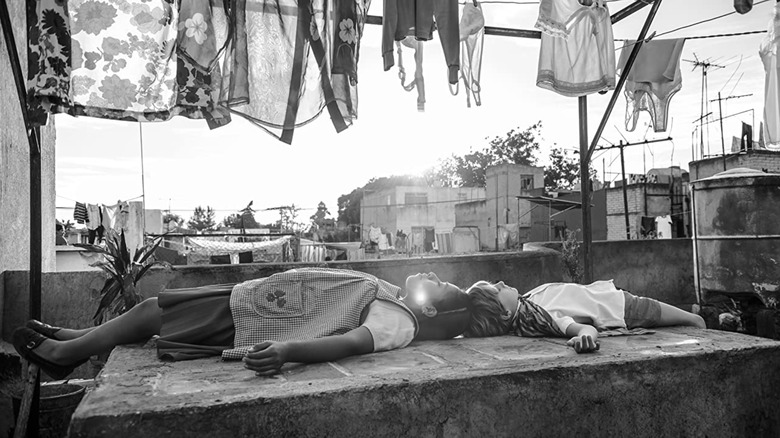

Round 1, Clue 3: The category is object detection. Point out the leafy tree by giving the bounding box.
[187,206,216,231]
[543,147,597,191]
[163,213,184,232]
[433,123,543,187]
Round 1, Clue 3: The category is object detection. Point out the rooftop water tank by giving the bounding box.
[691,168,780,308]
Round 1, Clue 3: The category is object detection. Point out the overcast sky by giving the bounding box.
[55,0,772,225]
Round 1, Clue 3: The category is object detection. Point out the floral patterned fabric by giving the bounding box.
[27,0,231,128]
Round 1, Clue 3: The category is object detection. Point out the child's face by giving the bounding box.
[404,272,459,307]
[473,281,520,319]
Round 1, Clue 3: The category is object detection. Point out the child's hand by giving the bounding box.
[243,341,290,376]
[566,334,600,353]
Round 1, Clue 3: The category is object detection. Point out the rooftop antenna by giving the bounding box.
[684,53,725,159]
[710,93,753,169]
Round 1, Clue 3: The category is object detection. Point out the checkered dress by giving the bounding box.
[221,268,416,360]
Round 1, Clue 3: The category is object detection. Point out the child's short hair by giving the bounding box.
[463,283,512,337]
[413,283,471,340]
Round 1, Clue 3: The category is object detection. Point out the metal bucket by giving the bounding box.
[12,383,86,438]
[691,168,780,307]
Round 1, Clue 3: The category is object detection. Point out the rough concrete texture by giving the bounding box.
[69,328,780,438]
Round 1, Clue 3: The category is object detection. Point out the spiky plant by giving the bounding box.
[75,229,168,325]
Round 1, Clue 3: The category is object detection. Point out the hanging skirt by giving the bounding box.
[157,283,236,361]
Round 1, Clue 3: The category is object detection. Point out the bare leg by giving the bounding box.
[36,298,163,365]
[657,302,706,329]
[52,327,96,340]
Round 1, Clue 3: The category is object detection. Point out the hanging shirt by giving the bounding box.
[760,3,780,151]
[536,0,616,97]
[86,204,102,231]
[655,215,672,239]
[524,280,627,334]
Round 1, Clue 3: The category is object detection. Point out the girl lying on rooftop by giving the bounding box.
[463,280,706,353]
[14,268,470,380]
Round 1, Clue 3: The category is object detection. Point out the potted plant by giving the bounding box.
[74,229,169,366]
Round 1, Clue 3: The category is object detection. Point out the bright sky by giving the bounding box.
[55,0,772,226]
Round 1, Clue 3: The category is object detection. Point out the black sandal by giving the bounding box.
[12,327,85,380]
[26,319,63,340]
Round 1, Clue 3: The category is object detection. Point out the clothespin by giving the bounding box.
[643,31,657,43]
[473,0,479,6]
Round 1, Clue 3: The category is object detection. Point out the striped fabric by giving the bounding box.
[222,268,416,360]
[73,202,87,224]
[511,298,565,338]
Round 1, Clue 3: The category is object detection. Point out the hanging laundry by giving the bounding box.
[655,215,672,239]
[396,37,426,111]
[221,0,367,144]
[27,0,231,129]
[536,0,615,97]
[760,3,780,151]
[85,204,102,231]
[734,0,753,14]
[102,201,130,231]
[452,2,485,108]
[617,38,685,133]
[382,0,460,87]
[73,202,88,224]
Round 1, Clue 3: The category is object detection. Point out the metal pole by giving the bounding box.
[585,0,664,164]
[619,142,631,240]
[717,92,727,171]
[1,1,42,434]
[579,96,592,284]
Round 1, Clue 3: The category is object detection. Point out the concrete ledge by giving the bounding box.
[69,328,780,437]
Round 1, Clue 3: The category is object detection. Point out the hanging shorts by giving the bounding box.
[156,283,236,361]
[622,291,662,329]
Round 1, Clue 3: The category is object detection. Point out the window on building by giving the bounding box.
[405,192,428,205]
[521,175,534,191]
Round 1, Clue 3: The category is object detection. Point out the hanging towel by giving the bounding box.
[73,202,88,224]
[760,4,780,150]
[617,38,685,133]
[536,0,616,97]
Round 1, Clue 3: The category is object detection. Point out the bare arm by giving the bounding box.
[243,327,374,376]
[565,322,600,354]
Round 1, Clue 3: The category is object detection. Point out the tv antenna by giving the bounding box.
[684,53,725,159]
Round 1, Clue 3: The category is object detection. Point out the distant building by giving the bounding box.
[690,149,780,181]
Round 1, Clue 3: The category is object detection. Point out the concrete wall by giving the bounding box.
[485,164,544,250]
[690,149,780,181]
[1,1,58,332]
[607,183,678,240]
[361,186,485,241]
[528,238,695,306]
[2,251,566,340]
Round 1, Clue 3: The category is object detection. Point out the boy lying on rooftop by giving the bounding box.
[14,268,470,379]
[464,280,705,353]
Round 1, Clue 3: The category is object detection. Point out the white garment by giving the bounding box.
[536,0,615,97]
[524,280,626,334]
[655,215,672,239]
[361,300,416,352]
[85,204,102,231]
[368,226,382,243]
[760,3,780,150]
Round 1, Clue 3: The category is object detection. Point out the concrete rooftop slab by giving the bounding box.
[69,328,780,437]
